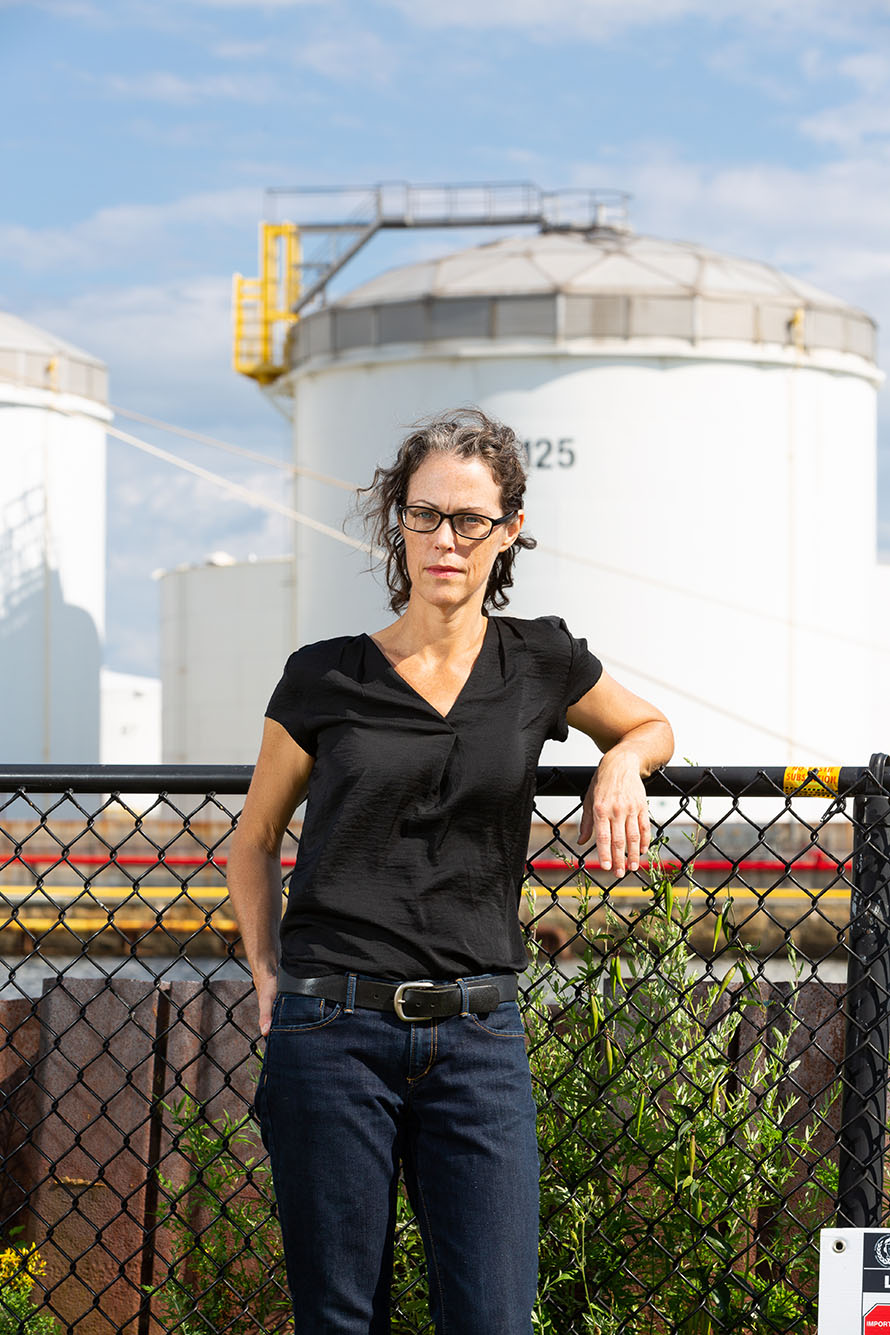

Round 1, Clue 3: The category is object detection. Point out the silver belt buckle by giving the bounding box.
[392,980,438,1021]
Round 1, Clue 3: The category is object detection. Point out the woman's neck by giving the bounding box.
[376,598,488,661]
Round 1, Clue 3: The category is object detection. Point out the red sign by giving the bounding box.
[865,1305,890,1333]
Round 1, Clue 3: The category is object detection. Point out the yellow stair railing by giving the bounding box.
[232,222,301,383]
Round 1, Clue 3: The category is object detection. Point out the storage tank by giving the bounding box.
[100,669,161,765]
[276,226,883,766]
[160,554,295,763]
[0,313,109,761]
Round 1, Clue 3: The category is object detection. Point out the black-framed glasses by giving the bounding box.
[398,505,517,542]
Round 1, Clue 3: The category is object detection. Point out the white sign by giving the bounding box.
[819,1230,890,1334]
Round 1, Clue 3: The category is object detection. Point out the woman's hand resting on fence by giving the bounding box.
[579,749,650,877]
[565,670,674,878]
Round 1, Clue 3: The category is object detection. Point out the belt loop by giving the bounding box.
[344,972,357,1013]
[457,977,470,1017]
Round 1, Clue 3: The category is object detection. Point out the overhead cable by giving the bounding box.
[536,542,884,655]
[106,422,830,750]
[5,373,888,653]
[40,388,890,655]
[105,424,380,557]
[110,403,357,493]
[599,654,827,756]
[20,386,879,748]
[112,400,889,654]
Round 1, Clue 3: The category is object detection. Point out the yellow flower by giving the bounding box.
[0,1244,46,1293]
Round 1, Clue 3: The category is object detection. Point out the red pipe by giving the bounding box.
[5,852,851,873]
[529,854,850,873]
[4,851,298,869]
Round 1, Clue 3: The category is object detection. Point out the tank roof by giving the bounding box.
[286,227,876,372]
[335,230,861,311]
[0,310,108,403]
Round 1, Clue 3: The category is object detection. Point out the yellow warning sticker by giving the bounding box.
[782,766,841,797]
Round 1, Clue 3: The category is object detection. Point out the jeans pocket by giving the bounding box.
[251,1059,267,1128]
[468,999,526,1037]
[270,992,341,1032]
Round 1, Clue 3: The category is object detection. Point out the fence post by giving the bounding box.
[837,751,890,1226]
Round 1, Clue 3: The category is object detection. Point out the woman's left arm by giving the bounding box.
[566,672,674,877]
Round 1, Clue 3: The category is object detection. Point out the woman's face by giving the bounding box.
[400,453,523,613]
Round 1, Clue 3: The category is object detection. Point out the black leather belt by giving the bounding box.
[277,970,518,1021]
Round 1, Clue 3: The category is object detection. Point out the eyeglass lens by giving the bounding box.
[401,507,493,539]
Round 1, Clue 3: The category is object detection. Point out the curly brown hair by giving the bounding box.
[358,407,537,614]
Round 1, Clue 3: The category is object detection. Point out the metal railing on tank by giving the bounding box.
[0,758,887,1334]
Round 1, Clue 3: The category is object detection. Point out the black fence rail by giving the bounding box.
[0,759,888,1334]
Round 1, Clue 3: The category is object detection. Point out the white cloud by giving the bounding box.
[109,452,290,559]
[801,102,890,150]
[181,0,325,6]
[225,157,302,178]
[211,39,273,58]
[798,51,890,150]
[14,0,108,18]
[29,275,250,414]
[571,149,890,263]
[104,447,291,674]
[91,70,278,104]
[380,0,887,41]
[839,51,890,94]
[26,274,290,465]
[128,118,222,149]
[18,0,325,15]
[705,41,798,102]
[567,149,890,402]
[0,187,262,273]
[291,28,399,84]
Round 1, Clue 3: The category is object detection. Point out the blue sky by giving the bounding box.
[3,0,890,674]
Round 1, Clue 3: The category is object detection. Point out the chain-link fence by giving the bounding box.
[1,759,888,1334]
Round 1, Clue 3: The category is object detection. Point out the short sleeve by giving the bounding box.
[265,648,321,756]
[531,615,603,741]
[562,621,603,706]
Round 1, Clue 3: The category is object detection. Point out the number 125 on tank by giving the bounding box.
[521,438,576,469]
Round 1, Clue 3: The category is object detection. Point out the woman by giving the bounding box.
[228,408,673,1335]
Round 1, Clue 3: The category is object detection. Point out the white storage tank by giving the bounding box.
[276,226,883,766]
[0,313,109,761]
[100,668,162,765]
[160,554,296,764]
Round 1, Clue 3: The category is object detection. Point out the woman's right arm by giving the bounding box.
[228,717,315,1036]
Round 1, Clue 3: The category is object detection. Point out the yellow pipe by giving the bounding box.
[0,884,852,905]
[0,887,227,902]
[1,917,239,934]
[528,885,851,900]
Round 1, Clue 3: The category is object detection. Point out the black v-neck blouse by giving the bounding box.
[264,615,602,981]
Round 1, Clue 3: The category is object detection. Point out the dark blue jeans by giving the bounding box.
[254,972,539,1334]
